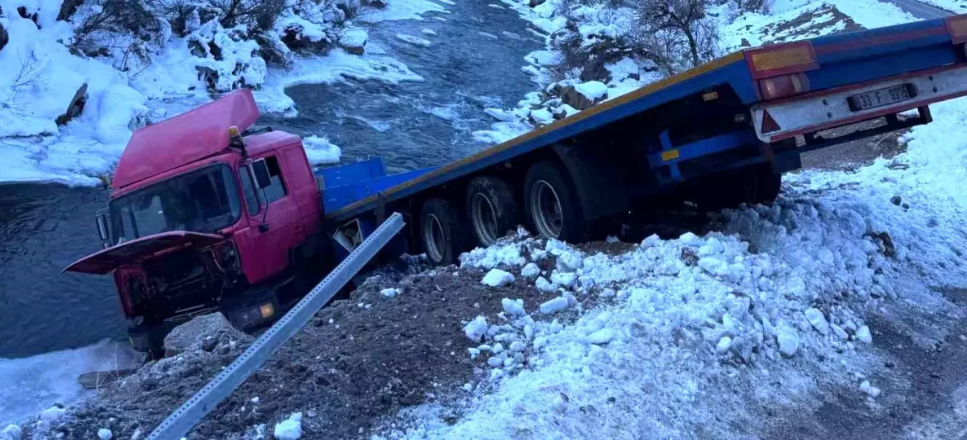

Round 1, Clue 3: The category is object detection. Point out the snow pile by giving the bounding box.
[302,135,342,165]
[273,412,303,440]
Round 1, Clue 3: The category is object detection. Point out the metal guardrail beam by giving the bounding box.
[148,213,405,440]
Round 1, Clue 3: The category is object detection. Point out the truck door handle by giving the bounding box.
[258,223,270,233]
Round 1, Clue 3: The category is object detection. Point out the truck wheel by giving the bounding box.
[524,161,588,243]
[421,198,467,266]
[753,165,782,204]
[466,176,519,247]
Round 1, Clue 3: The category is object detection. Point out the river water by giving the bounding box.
[0,0,540,358]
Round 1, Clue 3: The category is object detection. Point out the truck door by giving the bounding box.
[237,154,307,283]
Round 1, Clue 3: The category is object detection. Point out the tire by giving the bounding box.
[524,161,589,243]
[420,198,468,266]
[465,176,520,247]
[128,322,168,360]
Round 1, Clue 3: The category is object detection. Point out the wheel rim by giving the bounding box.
[470,193,499,246]
[424,213,447,262]
[530,180,563,239]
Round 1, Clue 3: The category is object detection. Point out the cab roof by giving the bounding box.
[112,89,260,190]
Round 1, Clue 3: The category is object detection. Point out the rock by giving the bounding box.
[164,313,249,355]
[57,0,82,21]
[558,85,598,110]
[482,269,515,287]
[856,325,873,344]
[529,0,545,6]
[776,324,800,357]
[831,324,849,340]
[339,28,368,55]
[55,83,88,126]
[464,316,489,342]
[535,276,556,293]
[1,424,22,440]
[501,298,526,317]
[274,413,303,440]
[891,195,902,206]
[859,380,881,397]
[552,392,569,413]
[97,428,112,440]
[521,263,540,279]
[201,336,218,352]
[0,23,8,53]
[804,308,829,335]
[362,0,387,7]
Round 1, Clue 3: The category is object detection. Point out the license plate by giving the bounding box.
[848,84,917,112]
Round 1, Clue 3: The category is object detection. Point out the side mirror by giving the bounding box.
[95,212,110,242]
[251,160,272,189]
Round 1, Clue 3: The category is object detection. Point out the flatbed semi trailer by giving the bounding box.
[66,14,967,354]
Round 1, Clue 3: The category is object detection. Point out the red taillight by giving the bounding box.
[745,41,819,80]
[946,14,967,44]
[758,73,811,100]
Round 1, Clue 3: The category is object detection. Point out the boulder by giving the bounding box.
[164,312,249,356]
[55,84,88,126]
[529,0,546,6]
[556,84,606,111]
[0,22,7,53]
[57,0,82,21]
[339,28,368,55]
[281,25,332,53]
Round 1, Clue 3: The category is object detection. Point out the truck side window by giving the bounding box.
[264,156,287,203]
[239,166,261,216]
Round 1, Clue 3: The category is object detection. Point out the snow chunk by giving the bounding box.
[97,428,112,440]
[859,380,882,398]
[716,336,733,354]
[521,263,540,279]
[464,316,489,343]
[804,308,829,335]
[540,297,569,315]
[574,81,608,101]
[552,393,568,413]
[587,328,615,345]
[776,324,800,357]
[381,288,400,298]
[501,298,526,317]
[530,108,554,125]
[396,33,432,47]
[422,29,437,36]
[302,136,342,165]
[482,269,515,287]
[40,406,66,423]
[550,272,577,289]
[535,277,556,293]
[1,424,22,440]
[855,325,873,344]
[274,412,303,440]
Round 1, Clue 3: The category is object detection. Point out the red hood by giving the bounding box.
[64,231,224,275]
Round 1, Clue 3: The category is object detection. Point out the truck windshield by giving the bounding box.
[109,164,241,241]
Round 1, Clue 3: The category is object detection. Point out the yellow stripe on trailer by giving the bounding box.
[661,150,680,161]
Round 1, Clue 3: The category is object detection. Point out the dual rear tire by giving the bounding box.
[418,161,589,266]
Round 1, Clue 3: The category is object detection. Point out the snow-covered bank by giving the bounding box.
[0,0,445,185]
[0,340,140,427]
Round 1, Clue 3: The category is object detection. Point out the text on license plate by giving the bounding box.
[847,84,918,112]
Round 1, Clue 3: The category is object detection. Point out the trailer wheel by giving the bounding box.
[466,177,519,247]
[421,198,467,266]
[524,161,588,242]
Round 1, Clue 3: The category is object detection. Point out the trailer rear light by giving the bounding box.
[746,42,818,79]
[759,73,811,100]
[946,14,967,44]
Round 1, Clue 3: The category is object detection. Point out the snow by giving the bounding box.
[0,424,21,440]
[855,325,873,344]
[422,28,437,36]
[538,297,568,315]
[396,33,432,47]
[274,412,303,440]
[859,379,882,398]
[38,407,65,423]
[804,308,830,335]
[501,298,526,317]
[97,428,112,440]
[482,269,515,287]
[529,108,554,125]
[586,328,615,345]
[574,81,608,101]
[340,28,369,49]
[381,288,401,298]
[359,0,447,23]
[521,263,541,279]
[0,340,140,427]
[464,316,489,343]
[302,136,342,165]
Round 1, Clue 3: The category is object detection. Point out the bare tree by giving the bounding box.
[634,0,717,70]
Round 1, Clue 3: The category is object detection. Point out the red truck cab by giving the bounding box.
[65,90,324,354]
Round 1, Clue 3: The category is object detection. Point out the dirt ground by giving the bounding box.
[43,251,580,440]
